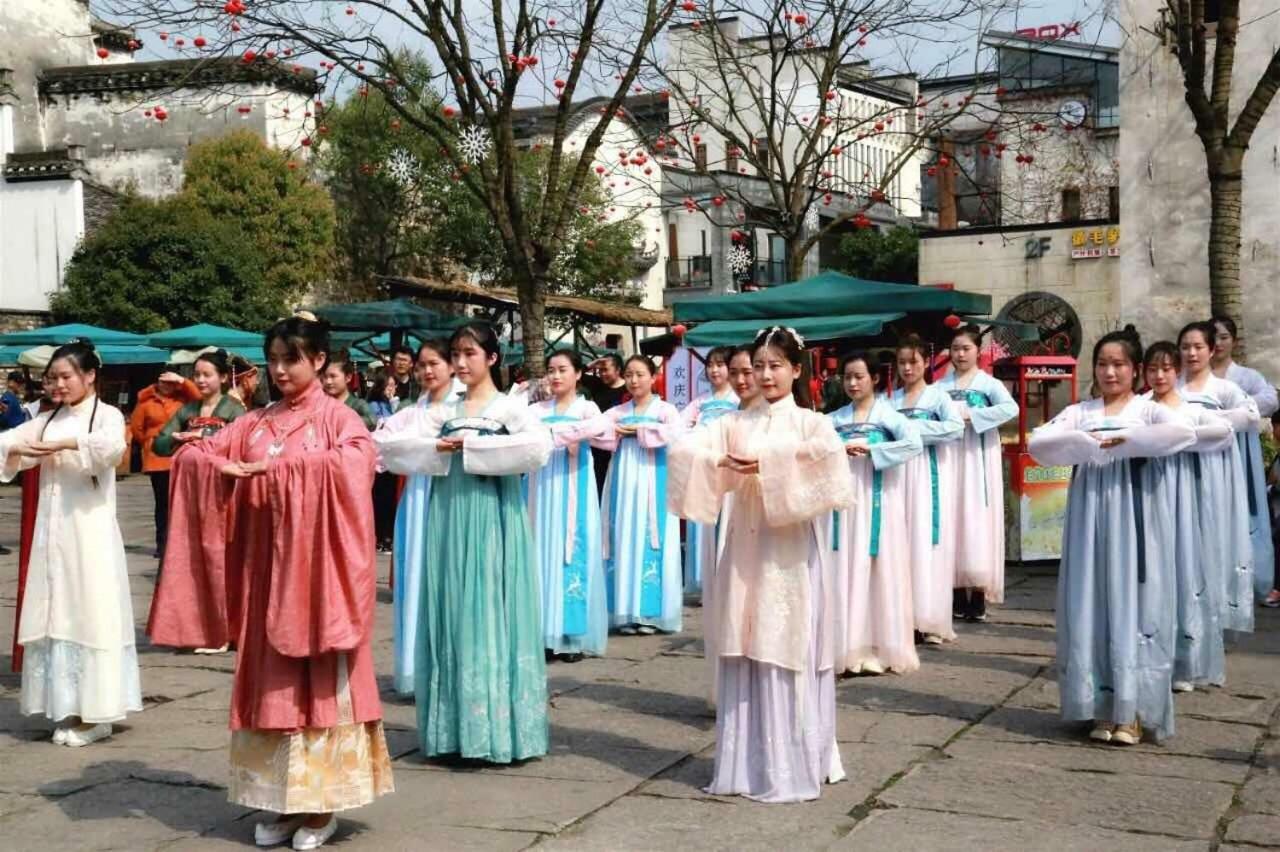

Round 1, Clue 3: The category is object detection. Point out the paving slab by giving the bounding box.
[1225,813,1280,846]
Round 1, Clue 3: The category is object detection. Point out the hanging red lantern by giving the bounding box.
[193,35,206,48]
[681,1,696,10]
[442,105,456,118]
[793,13,808,24]
[154,107,168,121]
[672,324,687,338]
[301,136,312,147]
[712,196,725,207]
[553,78,565,89]
[127,39,140,51]
[96,47,110,59]
[159,32,169,41]
[825,91,836,101]
[242,49,257,64]
[944,314,963,329]
[175,37,186,47]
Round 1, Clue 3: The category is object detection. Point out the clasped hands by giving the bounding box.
[1088,432,1127,449]
[717,453,760,475]
[220,460,269,479]
[10,437,77,458]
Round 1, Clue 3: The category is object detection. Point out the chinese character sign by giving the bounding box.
[664,347,711,409]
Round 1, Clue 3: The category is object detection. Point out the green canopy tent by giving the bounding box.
[0,323,149,347]
[0,343,172,367]
[502,340,622,368]
[146,323,267,365]
[312,298,469,362]
[672,271,992,323]
[682,312,906,347]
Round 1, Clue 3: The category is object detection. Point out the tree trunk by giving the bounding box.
[1208,152,1246,358]
[517,274,548,378]
[786,236,808,285]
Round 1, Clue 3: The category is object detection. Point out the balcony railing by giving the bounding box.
[666,255,712,289]
[752,259,788,287]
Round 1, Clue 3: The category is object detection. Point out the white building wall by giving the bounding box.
[1118,0,1280,375]
[0,178,84,313]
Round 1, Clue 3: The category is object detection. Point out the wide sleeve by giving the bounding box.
[870,410,925,471]
[462,401,554,476]
[373,404,451,476]
[680,398,702,429]
[637,403,686,449]
[667,416,733,525]
[1188,409,1235,454]
[351,398,378,431]
[60,405,127,476]
[758,412,855,527]
[970,376,1019,435]
[550,402,608,449]
[1029,405,1103,466]
[917,391,965,445]
[0,416,50,481]
[1098,403,1197,460]
[1237,367,1279,417]
[265,407,378,657]
[152,404,191,458]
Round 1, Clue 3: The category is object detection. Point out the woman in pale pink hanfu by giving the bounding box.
[669,327,852,803]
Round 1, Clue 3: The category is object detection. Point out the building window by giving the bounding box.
[754,137,769,172]
[725,145,738,174]
[1108,185,1119,220]
[1061,188,1082,222]
[695,143,707,174]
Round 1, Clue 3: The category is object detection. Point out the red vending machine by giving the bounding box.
[996,356,1079,563]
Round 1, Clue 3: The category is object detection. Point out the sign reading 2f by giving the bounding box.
[1017,22,1082,40]
[1025,236,1052,259]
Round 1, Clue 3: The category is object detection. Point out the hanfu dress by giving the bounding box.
[828,399,923,674]
[0,396,141,724]
[1141,397,1234,688]
[527,396,609,657]
[376,391,457,695]
[1180,375,1260,630]
[680,390,739,597]
[890,385,964,640]
[156,381,393,813]
[1029,397,1196,741]
[1217,368,1277,599]
[935,370,1019,602]
[375,393,553,763]
[598,398,686,633]
[669,395,853,803]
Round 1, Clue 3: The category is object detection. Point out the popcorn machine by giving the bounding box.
[995,356,1079,563]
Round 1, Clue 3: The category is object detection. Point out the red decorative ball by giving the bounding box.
[944,314,963,329]
[96,47,110,59]
[672,324,687,338]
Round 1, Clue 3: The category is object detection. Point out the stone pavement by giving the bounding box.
[2,476,1280,851]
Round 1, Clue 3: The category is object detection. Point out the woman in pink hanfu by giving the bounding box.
[669,326,853,803]
[153,316,392,851]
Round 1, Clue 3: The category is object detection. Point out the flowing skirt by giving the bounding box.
[706,532,845,802]
[1202,443,1255,633]
[685,521,718,599]
[1057,460,1175,740]
[941,427,1007,601]
[416,463,548,763]
[20,638,142,724]
[392,473,434,695]
[1239,430,1275,599]
[900,449,954,639]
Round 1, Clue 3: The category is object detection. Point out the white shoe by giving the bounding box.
[255,815,307,847]
[636,625,657,635]
[1172,680,1194,693]
[64,723,112,747]
[52,726,70,745]
[292,816,338,851]
[861,659,885,675]
[923,633,944,646]
[618,625,638,635]
[194,644,230,655]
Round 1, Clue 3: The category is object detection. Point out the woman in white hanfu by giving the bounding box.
[0,342,139,747]
[1142,341,1234,694]
[669,326,852,803]
[890,335,964,645]
[935,326,1020,623]
[1029,330,1196,746]
[828,351,922,676]
[679,346,739,600]
[526,351,609,661]
[1211,316,1278,604]
[596,355,685,635]
[1178,321,1259,632]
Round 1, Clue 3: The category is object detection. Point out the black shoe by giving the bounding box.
[559,653,585,664]
[0,544,11,555]
[967,591,987,623]
[952,589,968,620]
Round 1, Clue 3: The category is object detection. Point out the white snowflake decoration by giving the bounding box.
[727,244,752,275]
[803,206,820,232]
[386,148,419,186]
[458,125,492,165]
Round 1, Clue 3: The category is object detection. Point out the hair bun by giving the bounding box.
[293,310,319,322]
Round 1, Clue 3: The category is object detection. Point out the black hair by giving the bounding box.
[415,338,450,362]
[547,350,585,372]
[43,340,102,485]
[325,350,356,377]
[6,370,23,384]
[264,315,330,362]
[1178,320,1216,351]
[705,346,735,368]
[624,354,657,376]
[366,367,396,404]
[195,348,231,377]
[449,321,504,388]
[839,350,881,380]
[1092,325,1144,385]
[1210,316,1237,340]
[949,324,983,348]
[729,344,755,365]
[751,326,814,408]
[599,352,625,373]
[1143,340,1180,371]
[895,333,930,363]
[392,344,415,360]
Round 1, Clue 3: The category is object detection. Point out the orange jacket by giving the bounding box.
[129,380,199,472]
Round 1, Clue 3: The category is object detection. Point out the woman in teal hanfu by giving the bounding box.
[375,323,552,763]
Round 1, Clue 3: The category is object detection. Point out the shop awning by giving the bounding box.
[0,343,173,368]
[683,312,906,346]
[0,323,149,347]
[145,323,264,349]
[311,298,468,332]
[673,271,992,322]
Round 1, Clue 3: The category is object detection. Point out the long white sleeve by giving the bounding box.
[1029,406,1105,467]
[373,404,452,476]
[462,400,553,476]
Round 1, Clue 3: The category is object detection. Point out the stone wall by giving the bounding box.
[1118,0,1280,376]
[0,0,96,152]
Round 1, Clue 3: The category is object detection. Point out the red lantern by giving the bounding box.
[793,13,807,24]
[944,314,962,329]
[175,38,185,47]
[159,32,169,41]
[825,91,836,101]
[154,107,168,122]
[96,47,109,59]
[242,49,257,64]
[681,1,696,10]
[193,36,206,48]
[127,39,140,51]
[301,136,313,147]
[442,105,456,118]
[672,324,687,338]
[712,196,724,207]
[554,78,565,89]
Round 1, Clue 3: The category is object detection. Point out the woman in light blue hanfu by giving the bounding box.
[1142,341,1234,694]
[829,351,922,676]
[375,323,552,764]
[527,351,609,662]
[936,326,1019,623]
[376,339,457,696]
[679,346,739,601]
[1178,321,1259,634]
[890,335,964,645]
[597,355,685,635]
[1029,330,1196,746]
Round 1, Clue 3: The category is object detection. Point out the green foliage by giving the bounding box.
[51,196,275,332]
[833,224,920,284]
[54,131,335,332]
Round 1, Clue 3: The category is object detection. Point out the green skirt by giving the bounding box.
[415,463,548,763]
